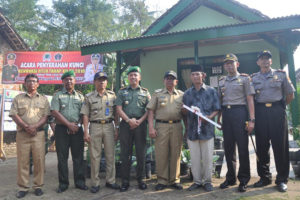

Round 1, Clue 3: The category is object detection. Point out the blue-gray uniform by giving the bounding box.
[251,68,295,185]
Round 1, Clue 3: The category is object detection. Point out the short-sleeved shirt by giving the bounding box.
[146,88,183,121]
[183,84,221,141]
[9,92,50,132]
[50,87,84,123]
[219,73,255,106]
[251,68,295,103]
[115,85,150,118]
[80,90,116,121]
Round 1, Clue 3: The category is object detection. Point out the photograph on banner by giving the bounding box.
[2,52,106,84]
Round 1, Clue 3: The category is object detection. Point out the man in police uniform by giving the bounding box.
[51,71,88,193]
[81,72,120,193]
[10,74,50,198]
[218,54,255,192]
[147,70,184,191]
[115,66,151,192]
[2,53,19,82]
[84,54,104,83]
[252,50,295,192]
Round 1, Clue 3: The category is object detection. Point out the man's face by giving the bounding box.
[164,75,177,89]
[224,60,239,74]
[191,71,203,85]
[91,58,100,65]
[63,76,75,90]
[25,77,39,93]
[94,77,107,90]
[128,72,141,86]
[7,59,15,66]
[257,55,272,69]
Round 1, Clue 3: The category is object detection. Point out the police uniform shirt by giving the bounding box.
[51,87,84,123]
[2,64,18,81]
[251,68,295,103]
[146,88,183,121]
[80,90,116,121]
[115,85,151,118]
[9,93,50,131]
[219,73,255,106]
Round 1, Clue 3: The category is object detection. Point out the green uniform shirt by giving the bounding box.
[115,85,150,118]
[50,87,84,123]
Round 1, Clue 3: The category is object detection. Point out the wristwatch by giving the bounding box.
[249,118,255,123]
[126,118,130,123]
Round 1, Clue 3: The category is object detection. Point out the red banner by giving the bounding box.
[2,51,106,84]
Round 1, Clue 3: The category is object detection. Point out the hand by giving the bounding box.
[191,106,200,114]
[128,118,138,130]
[84,133,90,143]
[114,129,119,141]
[25,125,37,136]
[217,121,223,130]
[68,122,79,134]
[149,127,157,138]
[246,121,254,135]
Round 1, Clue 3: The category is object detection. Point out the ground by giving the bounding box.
[0,152,300,200]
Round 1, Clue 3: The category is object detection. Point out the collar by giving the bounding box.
[128,85,141,90]
[25,92,40,97]
[192,83,207,91]
[226,72,240,81]
[94,90,107,97]
[62,87,76,94]
[162,88,178,95]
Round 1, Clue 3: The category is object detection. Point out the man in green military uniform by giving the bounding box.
[81,72,120,193]
[2,53,19,82]
[115,66,151,192]
[51,71,88,193]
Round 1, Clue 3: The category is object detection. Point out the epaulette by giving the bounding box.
[120,87,127,90]
[154,88,163,93]
[177,89,184,95]
[250,72,259,78]
[53,89,60,95]
[86,91,93,97]
[141,87,148,91]
[106,90,115,94]
[276,69,286,73]
[240,73,249,77]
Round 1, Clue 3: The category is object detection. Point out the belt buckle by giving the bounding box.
[227,105,231,109]
[100,120,106,124]
[169,120,173,124]
[265,103,272,107]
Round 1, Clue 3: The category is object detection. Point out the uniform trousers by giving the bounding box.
[187,137,214,185]
[16,130,45,191]
[119,120,147,184]
[255,102,289,184]
[55,124,85,189]
[222,105,250,185]
[89,122,115,187]
[155,122,183,185]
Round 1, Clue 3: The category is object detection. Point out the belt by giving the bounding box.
[90,119,113,124]
[156,119,181,124]
[37,127,45,131]
[222,105,246,109]
[255,101,282,108]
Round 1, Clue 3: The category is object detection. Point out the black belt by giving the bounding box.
[222,105,246,109]
[255,101,282,108]
[156,119,181,124]
[90,119,113,124]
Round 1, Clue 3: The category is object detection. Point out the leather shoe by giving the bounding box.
[277,183,287,192]
[90,186,100,193]
[56,187,68,193]
[253,179,271,188]
[203,183,213,192]
[138,181,147,190]
[34,188,43,196]
[120,184,129,192]
[75,184,88,190]
[170,183,183,190]
[16,191,28,199]
[219,180,236,189]
[155,184,167,191]
[106,183,120,190]
[238,184,247,192]
[187,183,202,191]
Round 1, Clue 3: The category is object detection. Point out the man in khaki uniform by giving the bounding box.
[81,72,120,193]
[147,70,184,191]
[10,74,50,198]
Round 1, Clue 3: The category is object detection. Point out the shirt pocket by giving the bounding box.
[137,94,147,108]
[73,98,82,110]
[18,105,28,116]
[35,102,46,118]
[91,102,100,116]
[252,81,263,93]
[270,80,282,88]
[158,96,168,108]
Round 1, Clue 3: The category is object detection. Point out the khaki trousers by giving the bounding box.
[89,122,115,187]
[187,138,214,185]
[16,130,45,191]
[155,122,183,185]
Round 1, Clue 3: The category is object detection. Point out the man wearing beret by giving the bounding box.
[147,70,184,191]
[115,66,151,192]
[51,70,88,193]
[251,50,295,192]
[84,54,104,83]
[81,72,120,193]
[2,53,19,82]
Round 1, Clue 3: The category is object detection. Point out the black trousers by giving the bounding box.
[222,105,250,185]
[119,120,147,184]
[255,103,289,184]
[55,124,86,188]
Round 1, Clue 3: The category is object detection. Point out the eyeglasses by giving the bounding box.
[26,80,38,83]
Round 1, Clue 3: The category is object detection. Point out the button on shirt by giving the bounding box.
[146,88,183,121]
[50,87,84,123]
[183,84,220,140]
[80,90,116,121]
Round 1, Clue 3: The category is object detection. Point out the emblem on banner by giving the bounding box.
[43,53,51,62]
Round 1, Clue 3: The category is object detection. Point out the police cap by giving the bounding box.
[94,72,108,80]
[257,50,272,60]
[223,53,238,63]
[164,70,177,79]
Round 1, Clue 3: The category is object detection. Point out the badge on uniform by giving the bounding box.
[273,75,278,80]
[125,101,129,105]
[105,108,109,116]
[256,90,260,94]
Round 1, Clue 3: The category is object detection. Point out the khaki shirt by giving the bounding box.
[80,90,116,121]
[115,85,151,118]
[147,88,183,121]
[9,92,50,131]
[251,68,295,103]
[219,73,255,106]
[50,87,84,123]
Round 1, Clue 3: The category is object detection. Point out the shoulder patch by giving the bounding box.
[106,90,115,95]
[86,92,94,97]
[240,73,249,77]
[141,87,148,91]
[250,72,259,78]
[154,88,163,93]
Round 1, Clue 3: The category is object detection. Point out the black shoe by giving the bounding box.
[56,186,68,193]
[187,183,202,191]
[170,183,183,190]
[106,183,120,190]
[253,179,272,188]
[155,184,167,191]
[16,191,28,199]
[34,188,43,196]
[75,184,88,190]
[90,186,100,193]
[219,180,236,189]
[238,184,247,192]
[203,183,213,192]
[120,184,129,192]
[277,183,287,192]
[138,181,147,190]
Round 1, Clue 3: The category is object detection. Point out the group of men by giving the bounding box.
[9,50,295,198]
